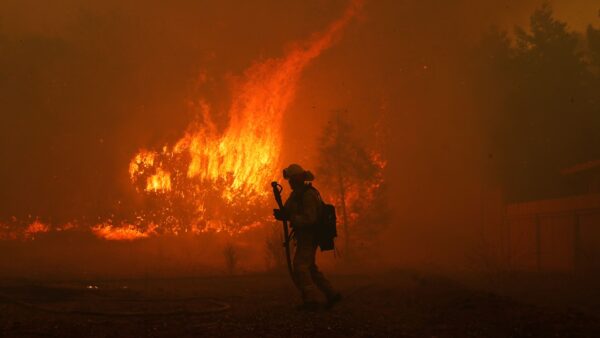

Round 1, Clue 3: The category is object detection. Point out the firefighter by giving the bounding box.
[273,164,341,311]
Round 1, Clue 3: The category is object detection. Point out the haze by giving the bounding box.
[1,0,599,270]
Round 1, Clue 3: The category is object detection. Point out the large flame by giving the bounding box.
[127,0,364,234]
[0,0,364,241]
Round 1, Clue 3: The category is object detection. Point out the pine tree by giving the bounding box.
[316,110,388,259]
[473,4,600,201]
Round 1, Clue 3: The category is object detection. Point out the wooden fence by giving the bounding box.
[505,194,600,272]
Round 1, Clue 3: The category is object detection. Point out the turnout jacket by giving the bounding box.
[284,185,322,229]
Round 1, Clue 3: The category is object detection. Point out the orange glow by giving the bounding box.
[25,220,50,239]
[126,0,363,234]
[129,149,156,180]
[145,168,172,192]
[92,223,158,241]
[0,223,18,240]
[0,1,364,241]
[56,222,76,232]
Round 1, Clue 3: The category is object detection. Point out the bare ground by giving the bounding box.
[0,270,598,337]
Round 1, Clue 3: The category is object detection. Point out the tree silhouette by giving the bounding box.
[316,111,388,259]
[588,25,600,71]
[473,4,600,201]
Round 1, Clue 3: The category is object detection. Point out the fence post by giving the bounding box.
[573,213,581,272]
[535,214,541,272]
[504,211,511,270]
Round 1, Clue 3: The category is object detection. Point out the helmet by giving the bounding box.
[283,164,315,181]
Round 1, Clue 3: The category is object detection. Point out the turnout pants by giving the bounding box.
[293,229,336,303]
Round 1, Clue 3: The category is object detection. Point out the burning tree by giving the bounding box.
[121,1,364,237]
[316,111,389,259]
[0,0,365,242]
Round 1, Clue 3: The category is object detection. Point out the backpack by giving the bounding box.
[297,184,337,251]
[317,202,337,251]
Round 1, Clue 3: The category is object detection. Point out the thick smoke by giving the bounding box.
[0,0,598,273]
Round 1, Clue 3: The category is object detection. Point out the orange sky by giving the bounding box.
[1,0,599,266]
[552,0,599,30]
[1,0,598,37]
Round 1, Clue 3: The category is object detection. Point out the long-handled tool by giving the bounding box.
[271,181,294,282]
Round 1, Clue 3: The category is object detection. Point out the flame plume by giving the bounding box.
[0,1,363,241]
[126,1,364,235]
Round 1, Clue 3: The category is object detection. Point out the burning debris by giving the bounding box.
[92,222,158,241]
[0,219,51,241]
[24,220,50,240]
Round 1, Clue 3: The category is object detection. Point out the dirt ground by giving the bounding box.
[1,270,599,337]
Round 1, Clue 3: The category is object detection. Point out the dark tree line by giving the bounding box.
[472,4,600,201]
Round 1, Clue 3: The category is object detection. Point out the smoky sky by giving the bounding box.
[1,0,598,264]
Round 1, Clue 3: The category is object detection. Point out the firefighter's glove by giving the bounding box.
[273,208,289,221]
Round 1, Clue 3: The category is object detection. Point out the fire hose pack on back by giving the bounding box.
[305,185,337,251]
[317,201,337,251]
